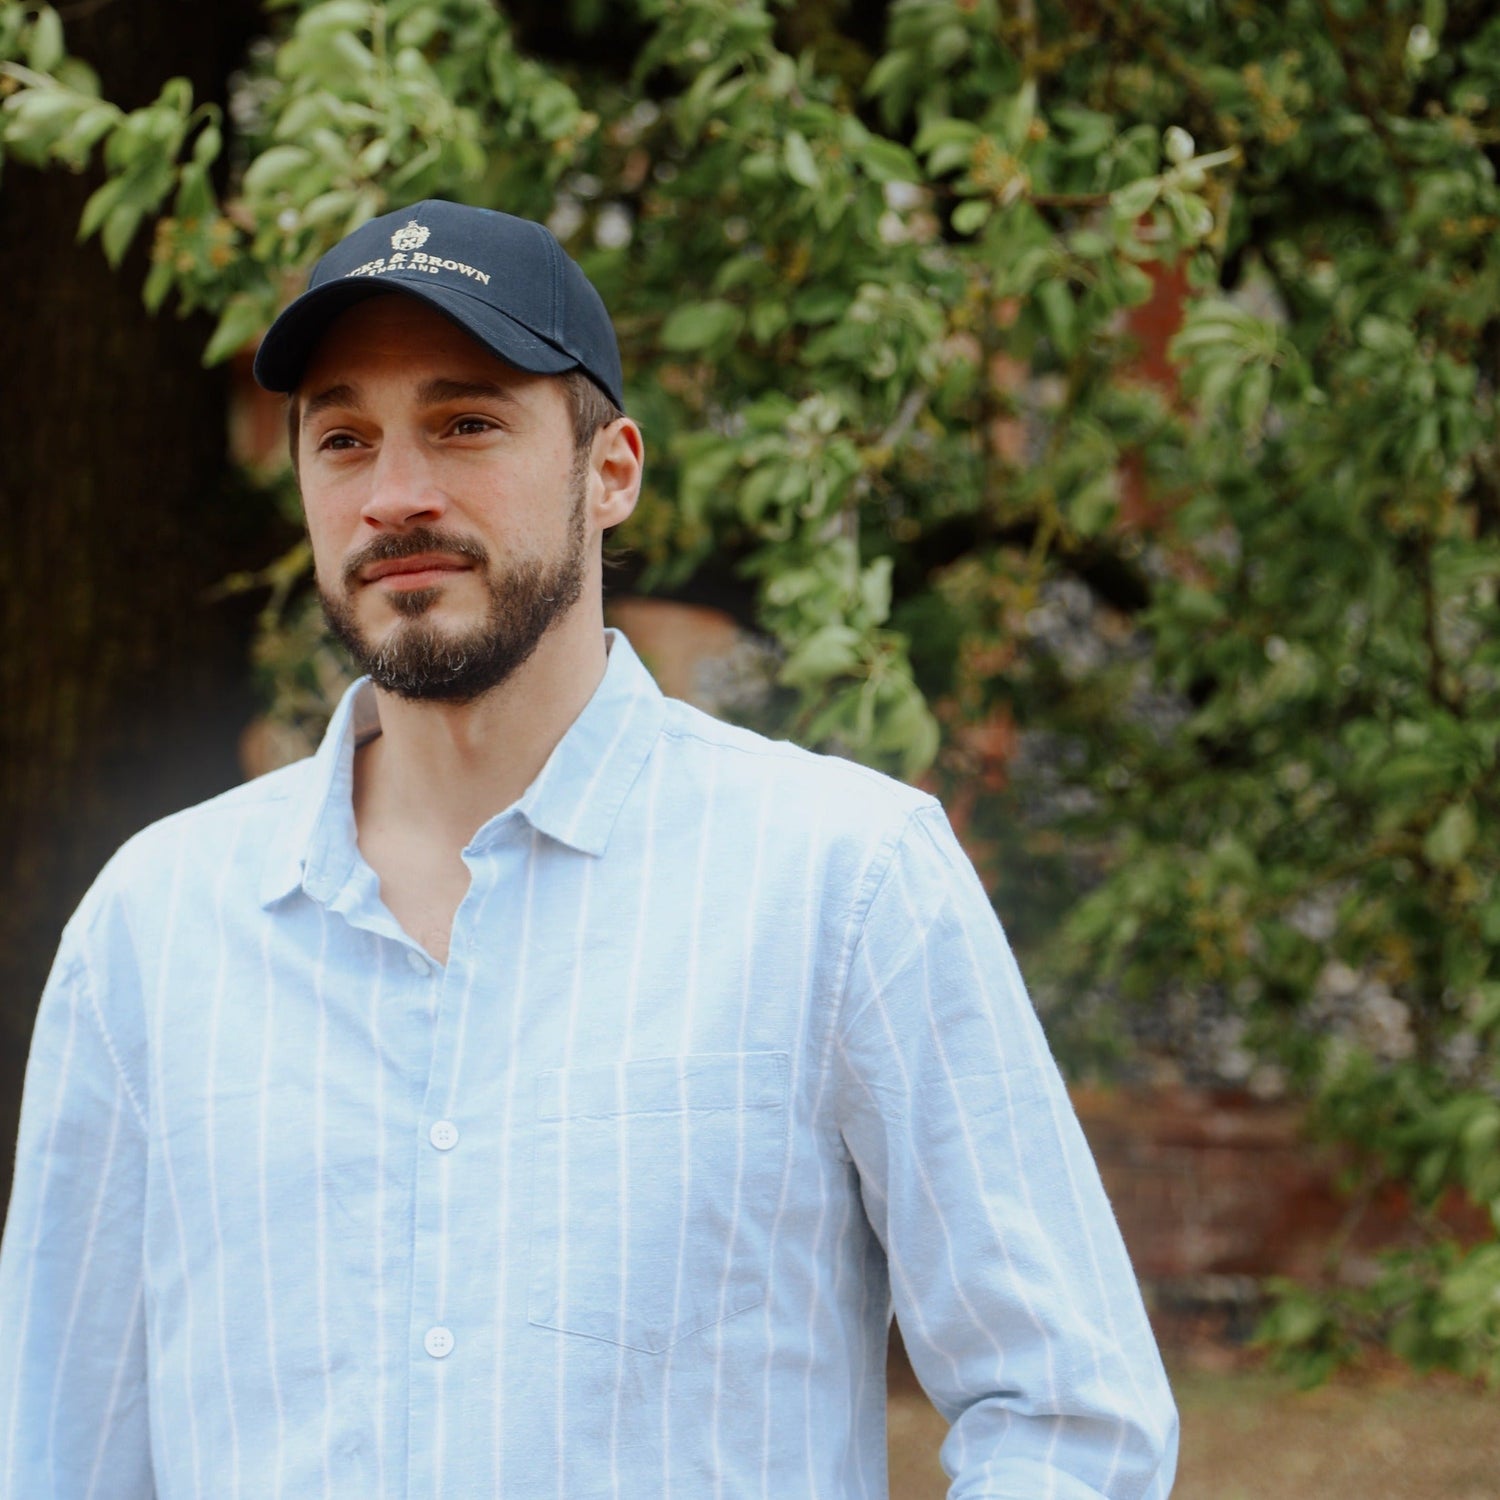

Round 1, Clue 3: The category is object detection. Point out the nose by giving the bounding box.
[359,433,449,530]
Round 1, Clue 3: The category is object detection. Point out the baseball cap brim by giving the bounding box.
[252,272,584,395]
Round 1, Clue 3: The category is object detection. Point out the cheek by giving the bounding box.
[300,494,360,583]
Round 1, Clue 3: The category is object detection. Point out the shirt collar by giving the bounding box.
[260,628,666,907]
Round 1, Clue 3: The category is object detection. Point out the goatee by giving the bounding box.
[319,499,588,704]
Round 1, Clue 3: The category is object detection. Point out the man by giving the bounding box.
[0,200,1177,1498]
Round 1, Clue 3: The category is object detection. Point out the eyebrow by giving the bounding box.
[416,377,520,408]
[299,377,519,428]
[300,382,359,424]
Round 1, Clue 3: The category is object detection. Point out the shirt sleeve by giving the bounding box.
[833,803,1179,1500]
[0,928,153,1498]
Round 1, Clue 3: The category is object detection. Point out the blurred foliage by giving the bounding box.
[4,0,1500,1381]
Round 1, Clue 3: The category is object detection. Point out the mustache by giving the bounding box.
[341,527,490,590]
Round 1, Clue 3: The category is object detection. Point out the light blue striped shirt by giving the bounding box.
[0,630,1176,1499]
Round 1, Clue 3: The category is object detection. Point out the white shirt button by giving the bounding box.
[406,950,430,976]
[424,1326,454,1359]
[429,1119,459,1151]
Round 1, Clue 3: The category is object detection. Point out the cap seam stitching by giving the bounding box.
[547,225,562,339]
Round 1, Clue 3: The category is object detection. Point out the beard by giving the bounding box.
[319,477,589,705]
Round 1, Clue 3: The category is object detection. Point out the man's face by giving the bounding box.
[295,295,596,703]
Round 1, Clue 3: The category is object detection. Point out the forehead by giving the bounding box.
[297,293,536,396]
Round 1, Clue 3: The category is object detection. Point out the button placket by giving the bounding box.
[406,869,487,1406]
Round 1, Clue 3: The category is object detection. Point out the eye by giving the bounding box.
[316,429,364,452]
[447,415,500,437]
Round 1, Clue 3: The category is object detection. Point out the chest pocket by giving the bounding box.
[528,1052,789,1354]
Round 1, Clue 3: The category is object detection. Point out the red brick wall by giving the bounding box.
[1074,1085,1489,1290]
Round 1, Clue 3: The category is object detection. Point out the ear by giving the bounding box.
[587,417,644,530]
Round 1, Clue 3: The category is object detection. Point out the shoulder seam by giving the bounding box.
[825,802,930,1059]
[74,953,149,1135]
[833,804,961,1045]
[657,718,939,803]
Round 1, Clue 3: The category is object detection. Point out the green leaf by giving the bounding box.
[1424,803,1476,870]
[328,29,376,77]
[748,299,788,344]
[300,188,358,228]
[78,175,126,240]
[1068,229,1111,259]
[997,80,1037,150]
[659,300,743,352]
[295,0,372,37]
[675,440,740,524]
[1068,473,1118,537]
[1111,176,1161,218]
[858,558,893,626]
[862,48,911,105]
[27,5,65,73]
[912,117,980,155]
[203,293,269,366]
[158,78,192,116]
[1035,278,1076,356]
[927,138,976,177]
[879,680,941,778]
[55,100,120,164]
[192,122,222,169]
[100,202,144,267]
[142,256,175,314]
[781,623,864,688]
[860,136,918,183]
[1234,362,1273,432]
[951,198,991,235]
[1052,104,1116,158]
[2,87,82,157]
[174,161,214,219]
[242,144,315,197]
[783,130,820,190]
[789,287,849,324]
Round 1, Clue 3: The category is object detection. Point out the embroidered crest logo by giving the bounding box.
[390,220,430,252]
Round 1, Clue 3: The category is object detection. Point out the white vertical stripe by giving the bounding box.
[257,906,287,1498]
[4,983,79,1492]
[609,748,664,1499]
[710,775,770,1500]
[313,905,335,1496]
[83,1277,145,1500]
[854,941,1010,1366]
[150,831,204,1495]
[889,866,1042,1364]
[554,854,596,1500]
[906,836,1167,1468]
[371,939,390,1500]
[433,922,480,1500]
[759,799,827,1500]
[1039,1070,1162,1446]
[798,814,874,1499]
[661,753,720,1498]
[898,836,1159,1488]
[47,1078,125,1489]
[562,695,640,845]
[491,831,542,1495]
[838,1058,964,1394]
[840,1170,864,1500]
[205,818,248,1499]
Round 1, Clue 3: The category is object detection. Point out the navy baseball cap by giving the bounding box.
[253,200,625,410]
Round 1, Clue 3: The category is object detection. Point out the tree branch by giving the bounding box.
[1418,530,1463,716]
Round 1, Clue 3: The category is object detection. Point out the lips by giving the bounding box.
[340,527,490,593]
[362,553,471,584]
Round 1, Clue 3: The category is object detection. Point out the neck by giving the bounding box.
[353,606,609,851]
